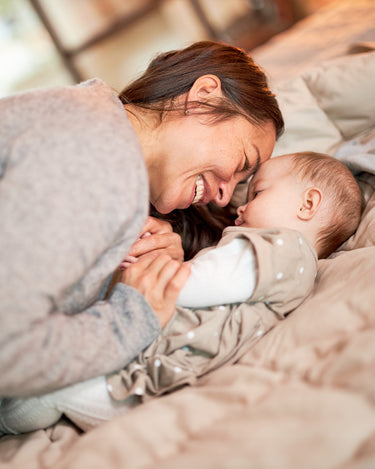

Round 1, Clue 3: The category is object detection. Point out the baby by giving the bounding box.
[0,151,363,434]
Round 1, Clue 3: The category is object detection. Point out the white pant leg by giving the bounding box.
[0,395,62,434]
[51,376,138,432]
[0,376,138,434]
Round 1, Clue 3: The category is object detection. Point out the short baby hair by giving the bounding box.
[290,151,364,258]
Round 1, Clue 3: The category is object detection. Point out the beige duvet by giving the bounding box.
[1,2,375,468]
[2,182,374,469]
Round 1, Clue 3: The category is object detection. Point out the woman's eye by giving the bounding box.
[242,160,250,173]
[240,155,251,174]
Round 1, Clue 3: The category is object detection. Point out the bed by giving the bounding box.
[1,1,375,468]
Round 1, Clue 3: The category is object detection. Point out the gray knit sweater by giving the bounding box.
[0,79,161,397]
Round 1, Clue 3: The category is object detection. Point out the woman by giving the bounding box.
[0,41,283,397]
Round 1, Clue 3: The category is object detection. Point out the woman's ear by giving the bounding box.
[298,187,322,221]
[187,74,222,103]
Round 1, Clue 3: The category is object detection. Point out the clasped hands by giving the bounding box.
[118,216,190,327]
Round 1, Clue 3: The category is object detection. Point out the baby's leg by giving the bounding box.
[51,376,139,431]
[0,395,62,434]
[0,376,138,434]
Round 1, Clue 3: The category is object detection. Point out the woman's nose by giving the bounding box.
[214,180,236,207]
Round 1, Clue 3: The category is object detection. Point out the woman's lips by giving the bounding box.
[186,175,215,208]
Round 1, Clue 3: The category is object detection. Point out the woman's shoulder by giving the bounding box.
[1,78,124,125]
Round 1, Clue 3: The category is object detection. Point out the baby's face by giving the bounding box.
[235,155,305,230]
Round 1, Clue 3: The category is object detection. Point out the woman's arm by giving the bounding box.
[0,284,161,397]
[0,82,166,397]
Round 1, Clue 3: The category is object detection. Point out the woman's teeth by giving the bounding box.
[192,175,204,204]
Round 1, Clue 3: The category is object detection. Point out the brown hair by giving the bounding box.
[290,152,364,258]
[119,41,284,137]
[150,202,236,261]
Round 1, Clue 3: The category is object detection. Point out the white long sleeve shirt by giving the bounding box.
[177,238,256,308]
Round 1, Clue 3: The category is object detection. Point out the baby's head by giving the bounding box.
[235,151,364,258]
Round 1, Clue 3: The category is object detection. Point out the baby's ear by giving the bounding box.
[298,187,322,221]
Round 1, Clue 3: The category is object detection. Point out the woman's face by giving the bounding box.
[148,114,276,214]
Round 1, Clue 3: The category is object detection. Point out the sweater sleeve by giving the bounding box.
[0,283,160,397]
[0,80,160,397]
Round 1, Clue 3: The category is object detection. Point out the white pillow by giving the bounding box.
[303,51,375,140]
[272,51,375,157]
[272,76,342,157]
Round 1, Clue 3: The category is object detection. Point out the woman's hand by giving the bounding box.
[121,252,190,328]
[128,216,184,263]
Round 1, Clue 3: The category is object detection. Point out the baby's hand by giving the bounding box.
[120,252,190,327]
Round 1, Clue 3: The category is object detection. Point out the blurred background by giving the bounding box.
[0,0,333,98]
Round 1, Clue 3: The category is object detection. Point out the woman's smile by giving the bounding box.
[192,174,204,204]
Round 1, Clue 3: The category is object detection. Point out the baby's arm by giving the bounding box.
[177,237,256,308]
[121,235,257,309]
